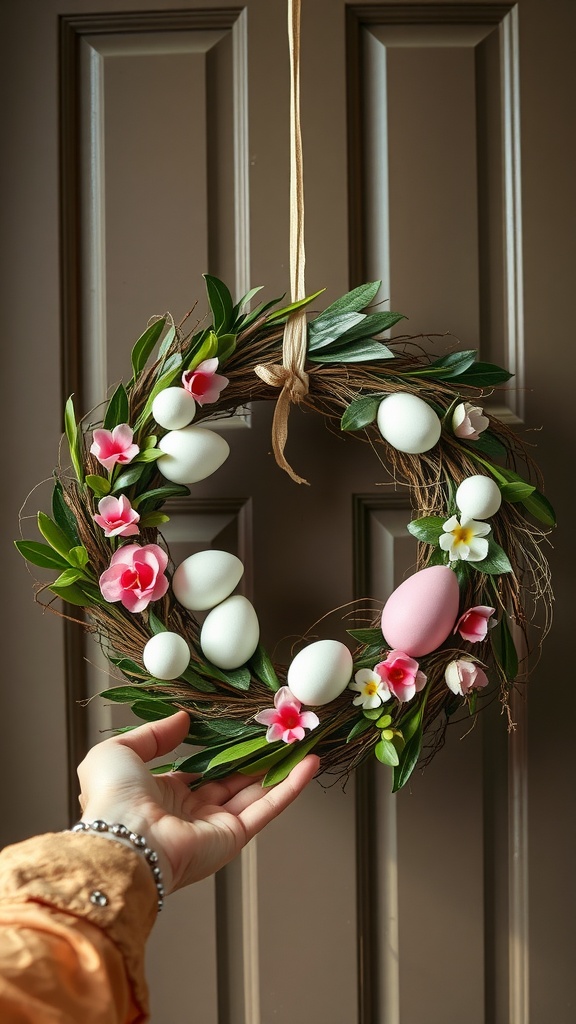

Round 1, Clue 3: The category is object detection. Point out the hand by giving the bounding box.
[78,711,319,894]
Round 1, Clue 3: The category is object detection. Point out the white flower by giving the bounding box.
[452,402,489,440]
[349,668,390,709]
[439,515,491,562]
[445,659,489,695]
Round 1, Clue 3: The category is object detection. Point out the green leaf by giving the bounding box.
[500,481,536,503]
[52,481,80,546]
[334,311,405,346]
[314,281,382,321]
[138,512,170,529]
[68,545,89,569]
[131,698,176,722]
[132,485,190,510]
[249,644,281,692]
[232,285,264,320]
[132,448,164,464]
[308,338,394,364]
[346,717,373,743]
[99,685,151,703]
[407,516,445,544]
[308,312,366,351]
[221,666,252,691]
[363,707,383,721]
[141,435,158,451]
[131,318,166,377]
[262,732,321,787]
[392,723,423,792]
[110,656,147,677]
[266,288,326,325]
[207,736,270,770]
[185,331,219,372]
[239,295,285,330]
[111,464,148,492]
[176,741,237,774]
[216,333,237,364]
[49,582,91,606]
[158,325,177,360]
[53,568,83,587]
[491,613,519,681]
[375,737,400,766]
[468,431,508,459]
[150,762,176,775]
[86,474,111,497]
[238,745,292,776]
[427,546,447,567]
[414,350,477,378]
[15,539,70,571]
[341,396,379,432]
[103,382,129,430]
[204,275,233,333]
[521,489,556,527]
[64,396,84,483]
[347,627,383,645]
[209,719,261,739]
[472,538,513,575]
[179,667,217,693]
[37,511,74,562]
[454,362,513,387]
[148,610,167,635]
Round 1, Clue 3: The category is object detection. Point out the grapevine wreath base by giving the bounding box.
[17,277,555,791]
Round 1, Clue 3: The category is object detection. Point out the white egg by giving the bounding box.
[158,425,230,484]
[152,387,196,430]
[377,393,442,454]
[287,639,353,707]
[173,550,244,611]
[200,595,260,670]
[456,475,502,520]
[143,631,190,680]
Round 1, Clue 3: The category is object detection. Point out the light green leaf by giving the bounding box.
[521,489,556,527]
[68,545,89,569]
[185,330,219,372]
[138,512,170,529]
[216,333,237,364]
[99,685,149,703]
[86,475,111,497]
[340,396,379,432]
[158,325,177,359]
[266,288,326,325]
[37,511,73,561]
[131,318,166,377]
[410,350,477,379]
[334,311,405,346]
[103,382,129,430]
[314,281,382,321]
[148,610,167,635]
[500,481,536,503]
[64,395,84,483]
[49,581,91,606]
[179,667,216,693]
[375,737,400,766]
[307,311,366,351]
[262,732,321,787]
[238,745,292,775]
[207,736,270,770]
[53,568,83,587]
[308,338,394,364]
[363,707,383,721]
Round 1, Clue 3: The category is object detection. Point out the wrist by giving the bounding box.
[73,818,170,908]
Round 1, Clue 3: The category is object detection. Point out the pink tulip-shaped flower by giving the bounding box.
[99,543,169,612]
[94,494,140,538]
[255,686,320,744]
[452,402,489,440]
[454,605,495,643]
[90,424,140,472]
[375,650,427,703]
[182,358,229,406]
[445,659,489,696]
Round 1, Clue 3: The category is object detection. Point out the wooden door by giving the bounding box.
[1,1,574,1022]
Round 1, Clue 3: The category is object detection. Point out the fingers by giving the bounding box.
[235,754,319,842]
[113,711,191,763]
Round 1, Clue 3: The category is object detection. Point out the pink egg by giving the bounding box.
[381,565,460,657]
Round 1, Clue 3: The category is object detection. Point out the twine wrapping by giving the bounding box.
[255,0,310,485]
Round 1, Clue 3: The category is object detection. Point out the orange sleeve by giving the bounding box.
[0,831,158,1023]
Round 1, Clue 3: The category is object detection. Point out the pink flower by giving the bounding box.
[182,358,229,406]
[375,650,427,703]
[454,605,495,643]
[445,659,489,696]
[255,686,320,744]
[99,543,169,612]
[93,495,140,538]
[452,402,489,440]
[90,424,140,472]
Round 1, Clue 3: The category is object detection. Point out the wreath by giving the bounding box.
[15,273,555,791]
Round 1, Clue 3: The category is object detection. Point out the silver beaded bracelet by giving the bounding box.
[71,820,165,911]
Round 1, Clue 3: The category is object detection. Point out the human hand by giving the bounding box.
[78,711,319,894]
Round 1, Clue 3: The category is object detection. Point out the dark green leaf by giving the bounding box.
[309,338,394,364]
[222,666,252,691]
[176,741,236,774]
[307,311,366,351]
[340,396,379,432]
[52,481,80,546]
[14,540,69,571]
[103,382,129,430]
[392,724,423,792]
[314,281,382,321]
[132,485,190,510]
[346,717,373,743]
[111,464,148,492]
[451,559,471,586]
[86,475,111,497]
[417,350,478,378]
[347,627,383,645]
[64,395,84,483]
[204,275,233,333]
[521,489,556,527]
[249,644,281,691]
[209,719,260,738]
[454,362,513,387]
[427,546,447,567]
[131,318,166,377]
[148,610,167,635]
[110,656,147,678]
[407,516,445,545]
[99,685,151,703]
[262,733,321,787]
[131,698,176,722]
[468,431,508,459]
[375,737,399,766]
[491,613,519,681]
[500,481,536,503]
[472,538,513,575]
[179,667,217,693]
[208,736,270,769]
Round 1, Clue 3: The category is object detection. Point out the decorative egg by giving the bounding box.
[287,639,353,707]
[200,595,259,670]
[456,475,502,520]
[142,631,190,680]
[158,425,230,484]
[173,550,244,611]
[152,387,196,430]
[381,565,460,657]
[377,393,442,454]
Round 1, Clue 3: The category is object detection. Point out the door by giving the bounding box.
[1,1,573,1022]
